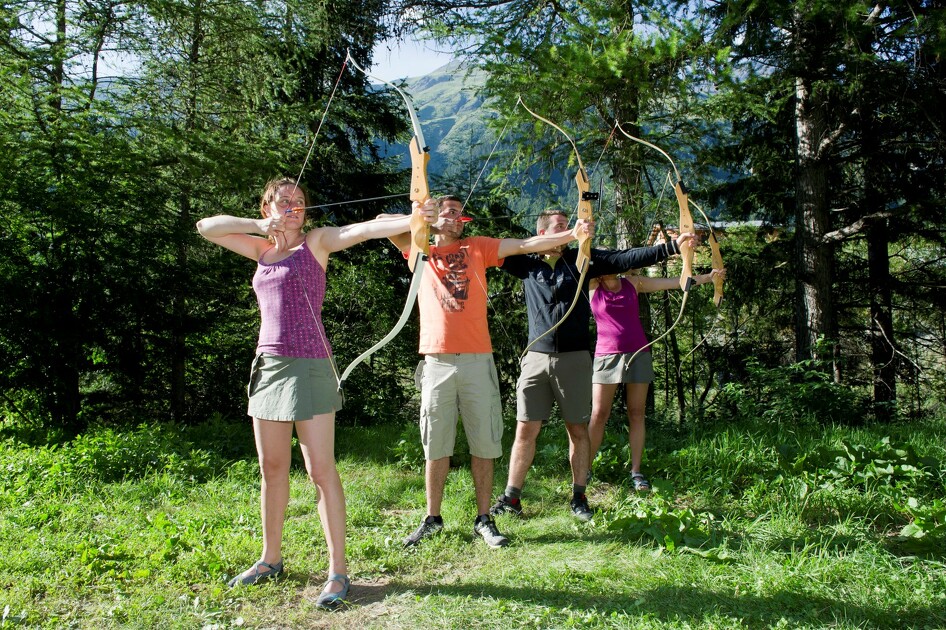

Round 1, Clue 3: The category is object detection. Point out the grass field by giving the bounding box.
[1,414,944,629]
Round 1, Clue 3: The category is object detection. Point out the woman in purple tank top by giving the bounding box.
[588,268,725,493]
[196,178,434,609]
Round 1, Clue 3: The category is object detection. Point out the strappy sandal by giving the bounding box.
[631,472,651,492]
[316,573,350,611]
[227,559,284,587]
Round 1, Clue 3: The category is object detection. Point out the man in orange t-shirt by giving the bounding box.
[389,195,591,549]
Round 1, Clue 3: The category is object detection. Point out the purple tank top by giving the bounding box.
[253,241,332,358]
[591,277,650,355]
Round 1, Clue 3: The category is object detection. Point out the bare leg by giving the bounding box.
[564,422,590,486]
[296,413,347,593]
[470,456,495,515]
[505,420,543,490]
[625,383,650,473]
[235,418,293,580]
[589,383,619,462]
[426,457,450,517]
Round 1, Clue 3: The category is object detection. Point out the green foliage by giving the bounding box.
[895,498,946,553]
[776,436,941,496]
[608,494,720,551]
[2,416,946,627]
[716,354,869,425]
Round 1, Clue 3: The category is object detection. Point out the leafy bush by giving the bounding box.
[716,354,869,425]
[608,495,721,551]
[776,436,941,496]
[895,497,946,553]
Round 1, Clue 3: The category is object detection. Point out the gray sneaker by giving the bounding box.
[403,516,443,547]
[473,516,509,548]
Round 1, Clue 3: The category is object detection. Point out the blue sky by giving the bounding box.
[370,37,455,81]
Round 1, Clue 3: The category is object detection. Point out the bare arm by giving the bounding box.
[383,213,412,252]
[310,207,436,261]
[635,269,725,294]
[195,215,276,261]
[312,214,413,254]
[496,219,590,258]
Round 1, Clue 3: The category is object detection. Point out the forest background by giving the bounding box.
[2,0,945,434]
[2,0,946,627]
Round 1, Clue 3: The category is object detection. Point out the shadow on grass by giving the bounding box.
[383,580,946,628]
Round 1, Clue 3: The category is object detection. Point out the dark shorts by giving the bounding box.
[516,351,592,423]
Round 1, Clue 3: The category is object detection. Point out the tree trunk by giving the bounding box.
[866,220,896,420]
[792,16,837,376]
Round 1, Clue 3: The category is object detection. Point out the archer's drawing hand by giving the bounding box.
[258,213,287,251]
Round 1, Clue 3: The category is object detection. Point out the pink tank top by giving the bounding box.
[253,241,332,358]
[591,277,650,355]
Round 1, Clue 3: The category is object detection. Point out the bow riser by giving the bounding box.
[575,170,595,274]
[709,231,723,306]
[673,182,695,292]
[408,136,431,272]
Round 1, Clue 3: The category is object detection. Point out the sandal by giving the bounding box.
[227,559,284,587]
[631,472,651,492]
[316,573,350,611]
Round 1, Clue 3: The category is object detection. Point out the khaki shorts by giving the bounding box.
[414,353,503,460]
[516,351,592,424]
[247,353,343,421]
[592,351,655,385]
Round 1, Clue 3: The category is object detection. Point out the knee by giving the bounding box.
[516,421,542,442]
[566,424,590,443]
[258,455,290,482]
[306,460,339,489]
[627,411,646,428]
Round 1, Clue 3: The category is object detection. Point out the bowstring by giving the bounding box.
[458,116,522,351]
[291,57,349,386]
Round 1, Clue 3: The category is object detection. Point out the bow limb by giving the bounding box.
[346,52,430,270]
[615,120,694,292]
[337,53,432,389]
[517,97,596,357]
[614,120,698,367]
[690,200,725,307]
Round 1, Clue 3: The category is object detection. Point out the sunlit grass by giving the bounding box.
[0,415,944,628]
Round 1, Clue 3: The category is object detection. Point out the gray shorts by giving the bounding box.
[516,351,592,424]
[247,353,343,421]
[415,353,503,460]
[592,351,655,385]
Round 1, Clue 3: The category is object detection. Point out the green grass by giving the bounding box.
[1,415,945,629]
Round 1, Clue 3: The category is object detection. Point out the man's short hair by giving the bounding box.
[536,208,568,233]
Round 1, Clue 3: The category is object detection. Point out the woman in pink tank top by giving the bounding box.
[196,178,434,608]
[588,268,725,493]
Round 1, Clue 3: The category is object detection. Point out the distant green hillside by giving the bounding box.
[378,60,500,192]
[378,60,570,221]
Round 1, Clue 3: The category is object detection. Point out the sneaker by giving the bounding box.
[473,516,510,548]
[489,495,523,517]
[631,472,651,492]
[570,494,594,522]
[403,516,443,547]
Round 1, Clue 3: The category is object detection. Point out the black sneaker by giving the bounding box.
[489,495,523,517]
[570,494,594,522]
[403,516,443,547]
[473,516,510,548]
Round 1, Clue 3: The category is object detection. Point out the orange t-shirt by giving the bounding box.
[417,236,503,354]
